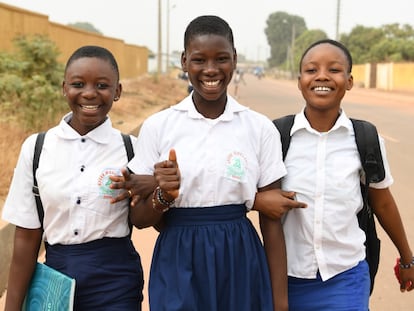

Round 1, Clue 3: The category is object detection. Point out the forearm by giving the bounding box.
[260,214,288,311]
[370,188,413,262]
[5,227,42,311]
[130,193,164,229]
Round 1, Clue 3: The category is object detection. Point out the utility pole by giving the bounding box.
[166,0,170,73]
[290,23,296,79]
[157,0,162,75]
[336,0,341,40]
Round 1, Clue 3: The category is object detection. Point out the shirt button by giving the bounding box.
[80,165,85,172]
[74,230,79,235]
[81,138,86,143]
[76,198,81,204]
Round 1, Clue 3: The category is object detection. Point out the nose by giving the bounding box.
[315,69,330,80]
[204,60,218,74]
[82,85,98,98]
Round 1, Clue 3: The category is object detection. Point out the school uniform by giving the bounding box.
[281,109,393,311]
[2,113,143,310]
[128,94,286,311]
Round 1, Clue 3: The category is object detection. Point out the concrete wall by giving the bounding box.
[353,62,414,92]
[0,2,148,79]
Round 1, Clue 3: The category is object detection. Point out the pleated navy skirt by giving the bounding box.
[149,204,273,311]
[45,236,144,311]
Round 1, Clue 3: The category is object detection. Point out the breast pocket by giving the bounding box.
[86,168,124,216]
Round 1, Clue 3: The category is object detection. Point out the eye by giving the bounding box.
[70,82,84,88]
[217,56,230,63]
[191,57,204,64]
[330,68,341,73]
[97,83,109,89]
[304,68,316,73]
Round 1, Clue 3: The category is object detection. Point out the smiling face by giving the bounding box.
[298,43,353,113]
[62,57,121,135]
[181,33,237,117]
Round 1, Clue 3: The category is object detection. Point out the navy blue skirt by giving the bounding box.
[288,260,370,311]
[45,237,143,311]
[149,204,273,311]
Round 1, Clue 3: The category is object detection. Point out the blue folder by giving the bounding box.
[22,262,75,311]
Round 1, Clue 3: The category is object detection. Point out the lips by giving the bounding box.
[80,105,100,111]
[202,80,220,87]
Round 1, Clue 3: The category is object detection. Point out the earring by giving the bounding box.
[63,93,66,97]
[114,97,119,101]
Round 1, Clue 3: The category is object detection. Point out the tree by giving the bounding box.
[265,12,307,67]
[0,35,66,130]
[67,22,103,35]
[293,30,328,72]
[340,26,385,64]
[341,23,414,64]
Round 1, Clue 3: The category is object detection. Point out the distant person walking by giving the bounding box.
[233,68,245,98]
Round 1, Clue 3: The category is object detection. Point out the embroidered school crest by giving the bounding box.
[97,168,120,199]
[225,151,247,183]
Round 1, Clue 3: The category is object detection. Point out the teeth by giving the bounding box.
[81,105,98,111]
[314,86,331,92]
[204,80,219,87]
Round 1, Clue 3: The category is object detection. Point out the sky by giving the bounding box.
[1,0,413,61]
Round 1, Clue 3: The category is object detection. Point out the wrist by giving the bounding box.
[152,186,174,213]
[399,257,414,269]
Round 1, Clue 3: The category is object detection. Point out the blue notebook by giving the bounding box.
[22,263,76,311]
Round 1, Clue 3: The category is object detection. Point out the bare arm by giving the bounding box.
[369,187,414,292]
[5,227,42,311]
[110,150,180,230]
[253,179,306,220]
[258,182,288,311]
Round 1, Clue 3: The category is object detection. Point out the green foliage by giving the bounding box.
[293,30,328,72]
[265,11,414,69]
[0,35,67,131]
[67,22,103,35]
[265,12,307,67]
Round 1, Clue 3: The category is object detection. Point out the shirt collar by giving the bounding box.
[172,94,248,121]
[56,112,113,144]
[292,108,353,135]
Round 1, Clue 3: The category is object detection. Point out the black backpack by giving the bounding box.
[273,114,385,295]
[32,131,134,234]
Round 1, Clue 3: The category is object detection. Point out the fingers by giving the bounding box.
[167,149,179,199]
[109,167,128,190]
[169,148,177,163]
[401,280,414,292]
[283,192,307,209]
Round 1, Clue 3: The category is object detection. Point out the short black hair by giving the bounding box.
[65,45,120,80]
[299,39,353,73]
[183,15,235,51]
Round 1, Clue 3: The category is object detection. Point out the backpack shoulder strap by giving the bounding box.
[33,132,46,228]
[273,114,295,160]
[351,118,386,207]
[121,133,134,161]
[121,133,135,237]
[351,119,385,185]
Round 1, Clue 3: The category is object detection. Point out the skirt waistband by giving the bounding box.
[164,204,246,226]
[45,236,131,253]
